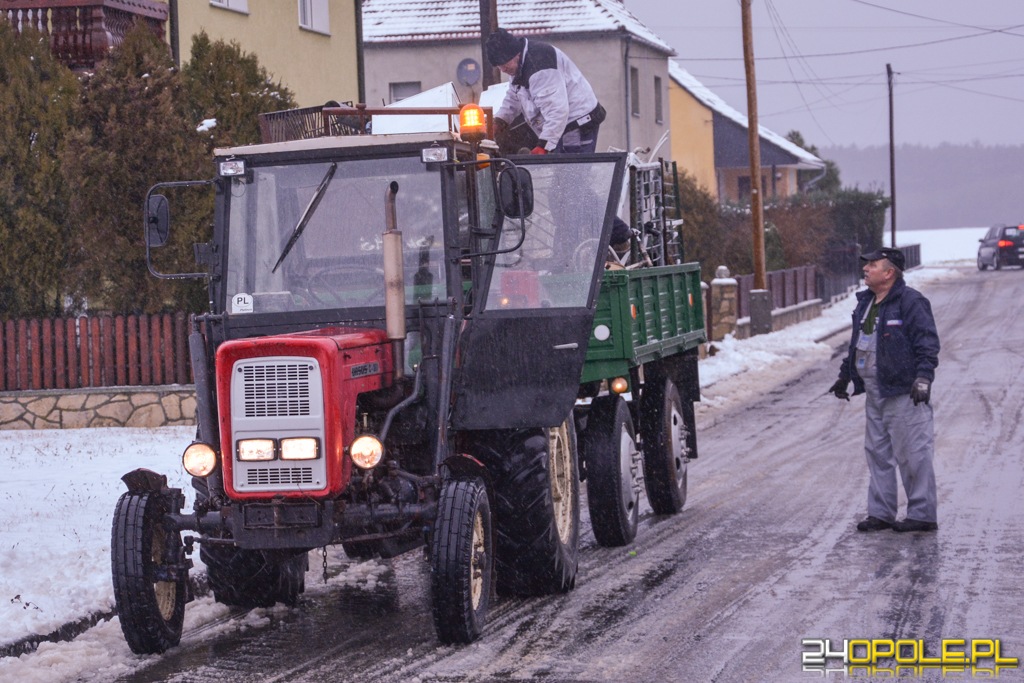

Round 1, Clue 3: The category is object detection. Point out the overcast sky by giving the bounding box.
[624,0,1024,149]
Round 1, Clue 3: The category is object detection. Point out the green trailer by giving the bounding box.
[583,263,706,384]
[575,249,705,549]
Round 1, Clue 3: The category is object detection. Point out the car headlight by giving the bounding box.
[349,435,384,469]
[237,438,276,462]
[281,437,319,461]
[182,442,218,477]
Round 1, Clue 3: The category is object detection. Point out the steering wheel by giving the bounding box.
[572,238,601,272]
[303,263,386,307]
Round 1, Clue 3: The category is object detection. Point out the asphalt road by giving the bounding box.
[116,266,1024,683]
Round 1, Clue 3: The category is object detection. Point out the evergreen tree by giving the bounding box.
[786,130,841,194]
[0,23,80,318]
[62,22,210,314]
[181,32,296,149]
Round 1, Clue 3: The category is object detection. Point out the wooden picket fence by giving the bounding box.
[0,312,195,392]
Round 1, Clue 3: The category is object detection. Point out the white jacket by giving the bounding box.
[495,39,600,151]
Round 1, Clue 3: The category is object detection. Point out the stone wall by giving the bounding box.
[0,386,197,430]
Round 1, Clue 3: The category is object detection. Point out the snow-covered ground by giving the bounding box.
[0,227,986,682]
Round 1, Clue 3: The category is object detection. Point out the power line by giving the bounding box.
[764,0,836,142]
[680,23,1024,61]
[847,0,1024,38]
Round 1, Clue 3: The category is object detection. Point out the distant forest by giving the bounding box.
[819,144,1024,231]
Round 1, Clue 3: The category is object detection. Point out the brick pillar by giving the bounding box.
[710,266,738,342]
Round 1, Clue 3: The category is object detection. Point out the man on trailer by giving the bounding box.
[486,28,605,155]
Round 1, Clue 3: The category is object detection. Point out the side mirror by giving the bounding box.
[498,167,534,218]
[146,194,170,247]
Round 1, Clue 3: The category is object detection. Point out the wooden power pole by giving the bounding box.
[741,0,767,292]
[887,63,896,248]
[480,0,500,89]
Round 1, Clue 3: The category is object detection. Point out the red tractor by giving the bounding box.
[111,104,703,654]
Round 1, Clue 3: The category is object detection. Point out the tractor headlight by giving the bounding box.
[237,438,276,462]
[182,442,218,477]
[349,435,384,469]
[281,437,319,461]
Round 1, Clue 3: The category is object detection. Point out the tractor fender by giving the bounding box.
[442,454,490,487]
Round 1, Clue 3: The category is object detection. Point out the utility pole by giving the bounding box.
[480,0,500,89]
[887,63,896,248]
[741,0,771,335]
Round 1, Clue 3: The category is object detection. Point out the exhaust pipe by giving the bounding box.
[383,181,406,379]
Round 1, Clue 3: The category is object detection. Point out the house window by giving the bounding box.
[738,174,768,202]
[210,0,248,13]
[298,0,330,34]
[654,76,663,123]
[630,67,640,117]
[389,81,421,103]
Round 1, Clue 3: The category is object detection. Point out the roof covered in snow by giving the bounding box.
[362,0,674,54]
[669,61,824,169]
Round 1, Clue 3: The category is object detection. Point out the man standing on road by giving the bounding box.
[829,247,941,533]
[485,28,605,155]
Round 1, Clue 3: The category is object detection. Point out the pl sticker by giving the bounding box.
[232,293,254,314]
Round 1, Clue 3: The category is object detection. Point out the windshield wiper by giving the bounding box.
[272,162,338,273]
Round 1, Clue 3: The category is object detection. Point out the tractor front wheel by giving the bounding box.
[111,491,186,654]
[431,477,494,644]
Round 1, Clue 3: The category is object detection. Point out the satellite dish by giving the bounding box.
[457,58,481,87]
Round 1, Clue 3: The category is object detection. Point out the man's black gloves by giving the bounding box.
[493,117,508,137]
[911,378,931,406]
[828,379,850,401]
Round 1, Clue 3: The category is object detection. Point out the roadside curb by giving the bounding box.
[1,575,209,660]
[0,610,114,659]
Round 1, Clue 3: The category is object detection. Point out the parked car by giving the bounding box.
[978,223,1024,270]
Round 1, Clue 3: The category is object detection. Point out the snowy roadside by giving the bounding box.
[0,261,970,682]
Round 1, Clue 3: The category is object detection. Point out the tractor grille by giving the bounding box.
[242,363,312,417]
[245,467,314,487]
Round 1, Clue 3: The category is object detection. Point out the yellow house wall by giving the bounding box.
[719,166,798,203]
[175,0,360,107]
[668,84,717,197]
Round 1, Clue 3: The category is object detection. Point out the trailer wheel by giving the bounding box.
[193,477,306,607]
[640,377,689,515]
[431,477,493,644]
[582,396,640,547]
[486,420,580,596]
[112,491,186,654]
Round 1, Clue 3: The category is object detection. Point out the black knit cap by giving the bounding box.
[486,28,525,66]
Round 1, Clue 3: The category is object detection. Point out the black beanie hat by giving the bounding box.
[486,28,525,66]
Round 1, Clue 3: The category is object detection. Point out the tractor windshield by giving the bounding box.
[223,155,447,315]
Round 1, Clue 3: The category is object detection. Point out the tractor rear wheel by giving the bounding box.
[582,395,640,547]
[483,420,580,596]
[112,491,186,654]
[431,477,493,644]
